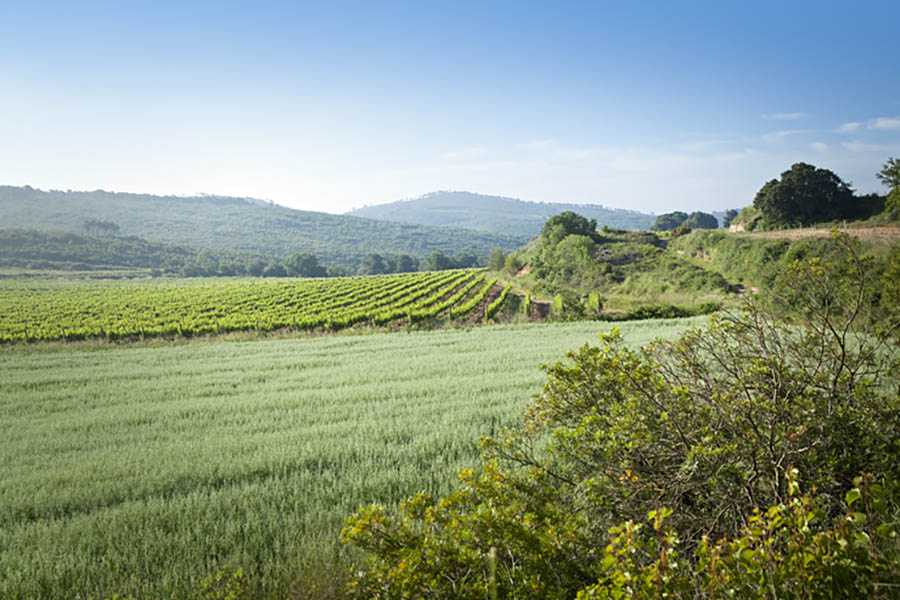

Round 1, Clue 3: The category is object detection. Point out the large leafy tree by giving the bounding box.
[753,162,855,226]
[682,211,718,229]
[541,211,597,246]
[651,211,688,231]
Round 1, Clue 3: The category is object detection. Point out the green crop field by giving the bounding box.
[0,270,498,343]
[0,318,703,599]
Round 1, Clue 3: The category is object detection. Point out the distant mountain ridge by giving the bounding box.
[0,186,525,268]
[346,191,656,237]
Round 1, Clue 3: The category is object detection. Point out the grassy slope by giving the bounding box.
[347,190,656,237]
[0,186,525,267]
[503,227,900,313]
[509,229,733,311]
[668,228,900,288]
[0,318,701,599]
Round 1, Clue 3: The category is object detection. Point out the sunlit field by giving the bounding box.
[0,318,702,598]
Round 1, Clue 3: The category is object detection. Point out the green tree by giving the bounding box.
[488,247,506,271]
[682,211,718,229]
[390,254,418,273]
[650,211,688,231]
[343,233,900,598]
[877,157,900,190]
[878,158,900,219]
[359,253,388,275]
[504,252,523,276]
[284,253,326,277]
[722,208,739,228]
[82,218,120,236]
[753,162,855,225]
[541,211,597,246]
[549,234,597,283]
[452,252,479,269]
[422,250,453,271]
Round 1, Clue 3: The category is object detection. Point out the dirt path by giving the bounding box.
[460,283,504,326]
[739,225,900,242]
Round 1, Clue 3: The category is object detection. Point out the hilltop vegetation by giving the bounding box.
[347,190,656,237]
[493,160,900,319]
[732,159,894,231]
[0,186,524,269]
[0,229,284,277]
[500,212,733,316]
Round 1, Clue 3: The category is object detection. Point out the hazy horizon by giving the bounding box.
[2,1,899,215]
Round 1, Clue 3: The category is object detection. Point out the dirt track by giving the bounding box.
[738,226,900,242]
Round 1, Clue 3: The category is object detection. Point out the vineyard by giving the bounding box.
[0,269,508,343]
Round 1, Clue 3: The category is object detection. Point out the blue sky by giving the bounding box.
[2,1,899,215]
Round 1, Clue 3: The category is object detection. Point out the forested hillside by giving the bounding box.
[0,186,524,268]
[347,190,656,236]
[0,229,285,276]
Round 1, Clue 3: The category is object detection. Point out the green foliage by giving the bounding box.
[682,211,718,229]
[0,270,486,342]
[201,565,249,600]
[504,252,523,276]
[666,228,881,288]
[753,162,856,226]
[485,284,512,321]
[0,316,697,599]
[722,208,739,228]
[877,157,900,190]
[82,218,120,236]
[670,224,692,237]
[651,211,688,231]
[488,247,506,271]
[0,228,283,276]
[884,187,900,219]
[541,211,598,246]
[577,470,900,599]
[0,186,522,269]
[883,244,900,319]
[347,190,655,237]
[549,290,587,321]
[344,234,900,597]
[654,211,716,232]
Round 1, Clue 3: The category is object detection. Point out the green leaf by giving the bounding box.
[845,488,861,507]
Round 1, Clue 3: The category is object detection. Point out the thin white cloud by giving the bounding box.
[517,139,555,150]
[841,140,894,153]
[869,116,900,130]
[762,129,810,143]
[836,122,862,133]
[440,147,489,160]
[673,139,732,153]
[763,112,808,120]
[811,142,828,152]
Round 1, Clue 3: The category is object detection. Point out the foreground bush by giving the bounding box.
[343,233,900,598]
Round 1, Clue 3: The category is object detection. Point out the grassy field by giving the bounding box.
[0,318,702,599]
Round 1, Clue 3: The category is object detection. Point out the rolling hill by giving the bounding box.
[346,190,656,237]
[0,186,525,268]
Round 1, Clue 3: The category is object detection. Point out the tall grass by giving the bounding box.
[0,318,702,598]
